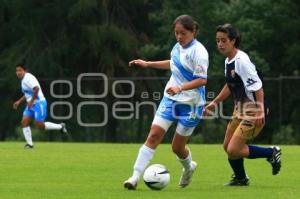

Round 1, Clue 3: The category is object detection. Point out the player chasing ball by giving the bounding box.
[204,24,281,186]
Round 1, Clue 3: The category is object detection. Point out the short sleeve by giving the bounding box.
[235,58,262,91]
[24,74,39,89]
[192,48,209,79]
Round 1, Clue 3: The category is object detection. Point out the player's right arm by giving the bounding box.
[129,59,170,70]
[204,84,231,116]
[13,95,26,110]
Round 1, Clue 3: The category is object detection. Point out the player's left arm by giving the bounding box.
[167,78,207,95]
[167,49,208,95]
[254,88,265,127]
[184,49,209,90]
[13,95,26,110]
[237,58,264,126]
[28,86,39,108]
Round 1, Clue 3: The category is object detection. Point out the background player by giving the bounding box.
[13,63,68,148]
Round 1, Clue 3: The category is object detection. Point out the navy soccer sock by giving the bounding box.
[248,145,273,159]
[228,158,246,180]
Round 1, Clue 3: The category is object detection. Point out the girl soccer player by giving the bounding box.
[204,24,281,186]
[13,64,68,148]
[124,14,209,189]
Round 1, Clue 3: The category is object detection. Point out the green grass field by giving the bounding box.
[0,142,299,199]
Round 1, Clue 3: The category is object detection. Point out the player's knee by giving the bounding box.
[21,120,29,127]
[146,134,160,146]
[146,129,163,147]
[226,147,240,158]
[35,122,45,129]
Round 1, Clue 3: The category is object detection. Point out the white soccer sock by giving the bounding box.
[44,122,62,130]
[132,144,155,181]
[178,149,192,170]
[22,127,33,146]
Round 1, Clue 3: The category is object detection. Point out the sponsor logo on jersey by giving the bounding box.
[195,65,205,75]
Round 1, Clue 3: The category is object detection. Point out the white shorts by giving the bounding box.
[152,115,196,137]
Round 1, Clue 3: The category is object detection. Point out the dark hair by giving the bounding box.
[173,14,199,35]
[216,24,241,48]
[16,62,27,70]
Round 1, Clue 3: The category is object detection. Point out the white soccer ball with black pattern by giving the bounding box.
[143,164,170,190]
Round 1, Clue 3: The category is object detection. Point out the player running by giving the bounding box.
[13,63,68,149]
[124,14,209,189]
[204,24,281,186]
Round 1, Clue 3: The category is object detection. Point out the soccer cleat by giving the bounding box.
[124,177,138,190]
[60,123,68,135]
[267,146,281,175]
[24,144,34,149]
[179,161,197,188]
[224,174,250,186]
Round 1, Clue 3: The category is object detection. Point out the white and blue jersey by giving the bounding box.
[22,73,47,121]
[166,39,208,105]
[156,39,209,128]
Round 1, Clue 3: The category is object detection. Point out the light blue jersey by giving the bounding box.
[155,39,209,128]
[166,39,209,105]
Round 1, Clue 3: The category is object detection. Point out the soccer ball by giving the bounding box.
[143,164,170,190]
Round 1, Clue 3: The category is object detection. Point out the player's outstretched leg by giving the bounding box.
[44,122,68,135]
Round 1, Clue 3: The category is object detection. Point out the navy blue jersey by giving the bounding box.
[226,61,248,103]
[224,50,262,103]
